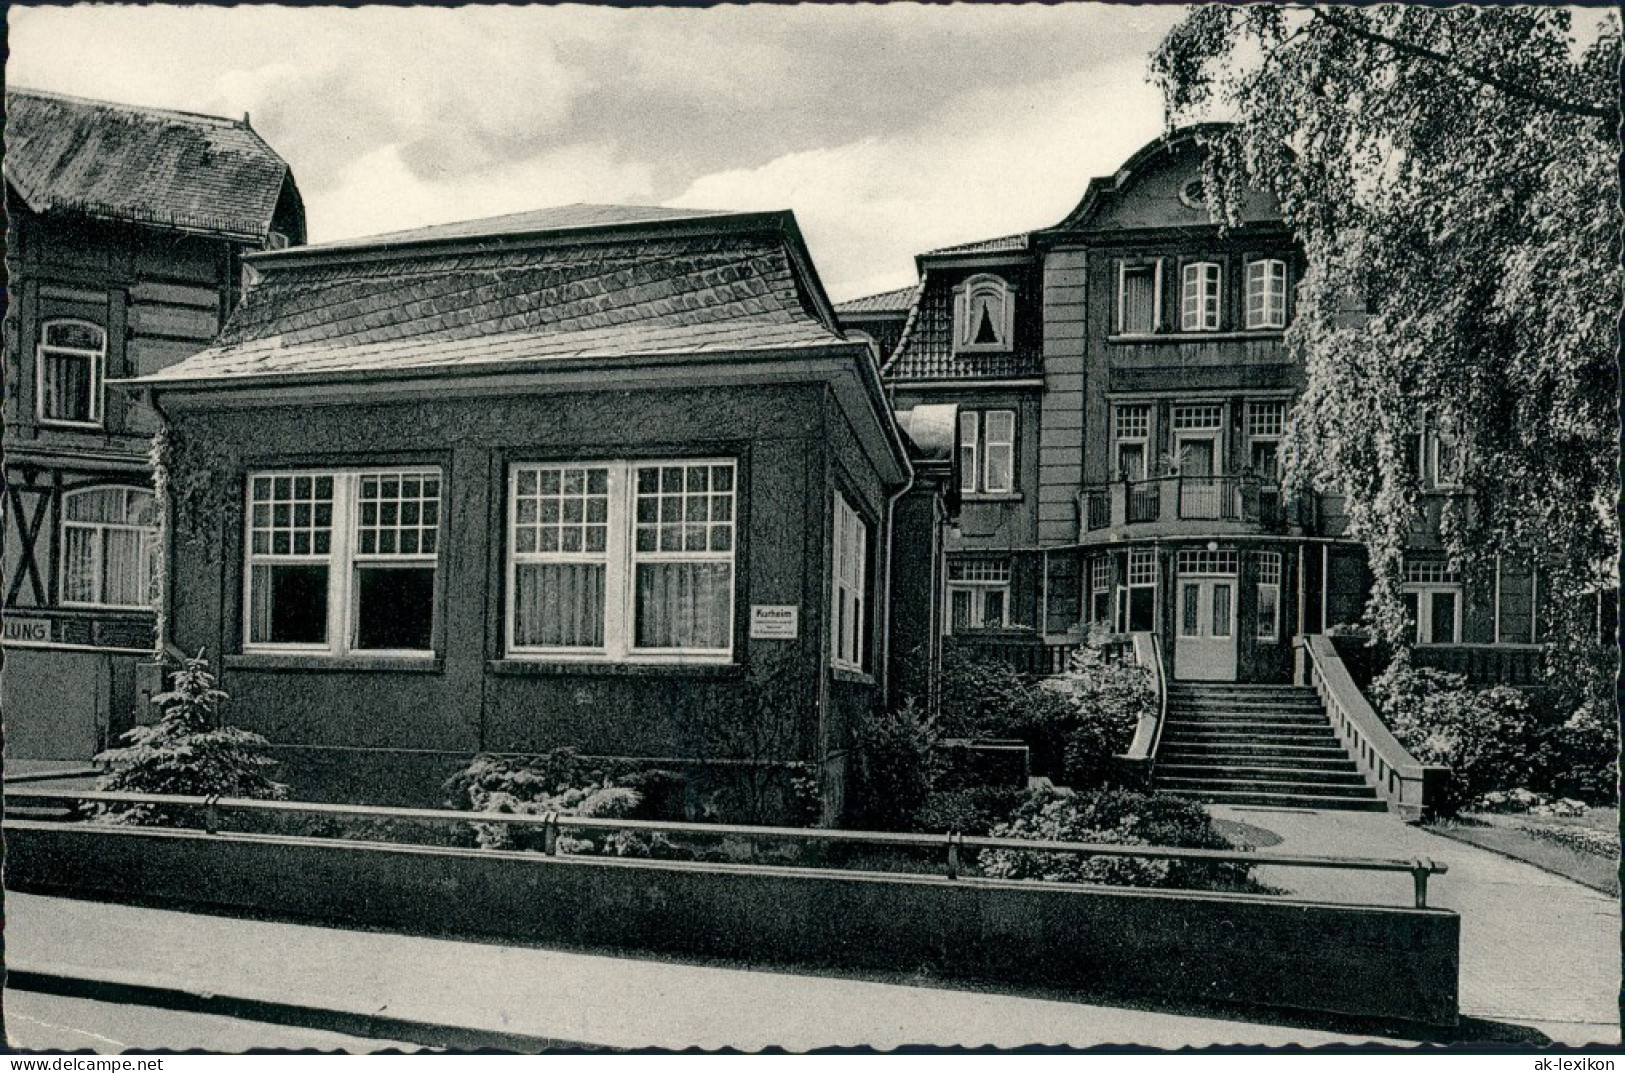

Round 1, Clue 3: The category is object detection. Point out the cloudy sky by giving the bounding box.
[9,4,1186,300]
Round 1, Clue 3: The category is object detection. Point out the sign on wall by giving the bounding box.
[2,617,52,643]
[750,605,799,640]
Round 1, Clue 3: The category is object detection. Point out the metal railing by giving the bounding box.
[5,786,1449,908]
[1081,476,1287,535]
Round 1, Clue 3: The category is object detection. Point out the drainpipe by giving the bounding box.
[879,468,915,705]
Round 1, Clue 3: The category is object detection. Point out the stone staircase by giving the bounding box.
[1153,683,1385,811]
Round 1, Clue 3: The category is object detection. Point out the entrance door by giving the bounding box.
[1177,435,1221,517]
[1174,576,1237,681]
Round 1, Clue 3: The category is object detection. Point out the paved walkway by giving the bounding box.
[6,893,1383,1052]
[1211,805,1621,1045]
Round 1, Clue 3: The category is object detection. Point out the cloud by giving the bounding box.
[311,142,657,243]
[672,60,1169,300]
[7,4,1185,290]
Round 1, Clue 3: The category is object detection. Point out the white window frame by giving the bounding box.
[1089,557,1113,624]
[505,459,737,663]
[1181,262,1222,332]
[1247,400,1287,479]
[1245,258,1288,330]
[1115,260,1163,334]
[982,409,1015,493]
[1113,404,1151,481]
[831,492,869,671]
[958,408,1017,494]
[1116,548,1158,633]
[37,319,107,428]
[1256,551,1282,641]
[953,274,1015,354]
[244,468,441,658]
[1403,560,1463,646]
[60,485,159,610]
[947,559,1011,633]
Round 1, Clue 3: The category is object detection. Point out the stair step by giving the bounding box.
[1167,686,1318,698]
[1170,700,1327,713]
[1163,730,1342,745]
[1161,788,1389,812]
[1157,752,1358,771]
[1170,715,1332,725]
[1155,764,1369,785]
[1156,775,1377,797]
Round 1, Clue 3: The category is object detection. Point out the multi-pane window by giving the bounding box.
[507,460,736,659]
[1402,560,1461,645]
[1181,262,1222,331]
[1116,261,1162,334]
[1113,404,1151,480]
[1116,548,1158,633]
[1177,549,1238,575]
[1173,404,1224,432]
[948,559,1010,632]
[1089,557,1113,624]
[246,469,440,654]
[954,274,1014,352]
[61,486,158,608]
[38,320,106,426]
[1245,259,1288,329]
[1256,551,1282,641]
[1407,412,1464,488]
[958,409,1017,494]
[831,493,869,671]
[1247,400,1287,479]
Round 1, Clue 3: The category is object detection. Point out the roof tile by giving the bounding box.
[5,87,291,240]
[882,274,1042,382]
[140,225,844,386]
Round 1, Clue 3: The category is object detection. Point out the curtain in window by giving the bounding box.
[1120,269,1156,333]
[46,353,96,422]
[62,528,98,604]
[636,562,731,649]
[101,528,148,606]
[514,562,605,648]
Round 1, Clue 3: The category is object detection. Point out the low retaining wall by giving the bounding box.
[5,820,1459,1027]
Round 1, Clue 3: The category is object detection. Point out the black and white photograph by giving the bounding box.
[2,1,1619,1057]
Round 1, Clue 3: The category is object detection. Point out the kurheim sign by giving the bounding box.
[750,605,799,639]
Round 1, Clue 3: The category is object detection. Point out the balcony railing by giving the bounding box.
[1079,474,1286,536]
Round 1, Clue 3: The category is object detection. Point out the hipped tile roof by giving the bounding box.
[305,203,736,252]
[923,232,1030,257]
[5,87,292,241]
[834,285,917,316]
[139,224,845,386]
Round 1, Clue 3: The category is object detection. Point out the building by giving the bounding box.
[3,88,304,759]
[125,204,932,818]
[847,125,1568,686]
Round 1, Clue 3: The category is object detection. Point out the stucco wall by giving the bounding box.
[166,379,887,795]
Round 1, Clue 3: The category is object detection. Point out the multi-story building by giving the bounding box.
[3,88,304,759]
[847,125,1569,686]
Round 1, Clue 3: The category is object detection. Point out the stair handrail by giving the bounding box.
[1119,631,1167,782]
[1298,634,1448,823]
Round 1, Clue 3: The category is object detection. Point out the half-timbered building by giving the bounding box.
[3,88,304,758]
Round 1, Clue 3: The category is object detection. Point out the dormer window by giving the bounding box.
[1181,262,1222,332]
[953,274,1014,353]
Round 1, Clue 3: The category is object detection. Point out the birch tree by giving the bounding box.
[1152,6,1619,696]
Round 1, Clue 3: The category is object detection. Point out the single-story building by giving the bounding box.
[124,204,932,820]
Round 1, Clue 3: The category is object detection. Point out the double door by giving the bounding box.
[1174,574,1236,681]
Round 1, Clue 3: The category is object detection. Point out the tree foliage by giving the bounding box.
[1152,7,1620,696]
[93,652,287,824]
